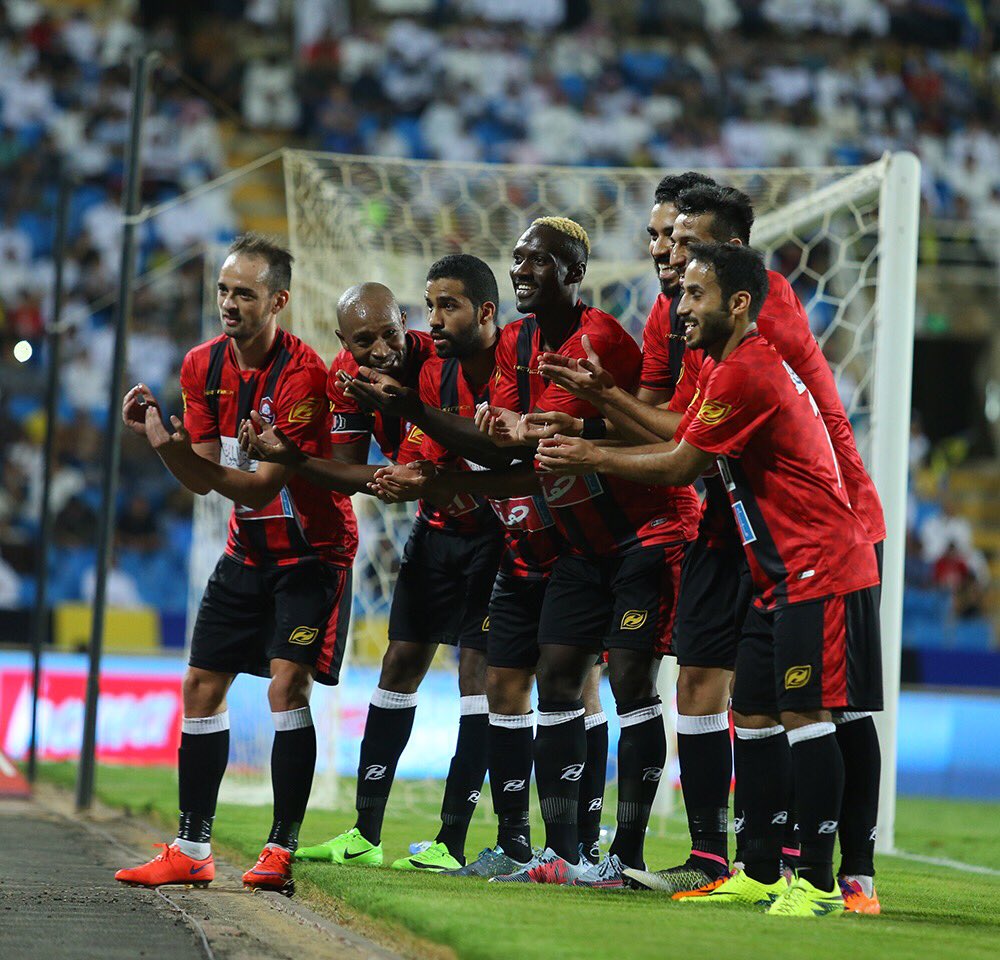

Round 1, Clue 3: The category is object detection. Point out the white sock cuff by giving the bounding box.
[786,721,836,745]
[584,712,608,730]
[273,706,313,731]
[677,711,730,736]
[460,695,489,716]
[834,711,871,725]
[536,706,585,726]
[182,711,230,735]
[619,702,662,728]
[735,724,784,740]
[489,712,534,729]
[371,687,418,710]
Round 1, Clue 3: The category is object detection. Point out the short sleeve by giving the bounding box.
[640,302,673,391]
[327,358,372,444]
[274,366,330,450]
[681,360,777,457]
[758,273,814,372]
[180,351,218,444]
[489,327,522,412]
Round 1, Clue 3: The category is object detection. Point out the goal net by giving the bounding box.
[195,151,919,848]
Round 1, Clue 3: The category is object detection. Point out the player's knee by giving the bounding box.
[676,665,732,715]
[182,668,228,717]
[267,664,312,712]
[458,649,487,697]
[486,667,532,715]
[379,641,432,693]
[607,651,658,705]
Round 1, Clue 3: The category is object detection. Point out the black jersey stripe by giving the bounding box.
[515,318,538,413]
[668,294,685,393]
[727,458,789,606]
[204,339,227,422]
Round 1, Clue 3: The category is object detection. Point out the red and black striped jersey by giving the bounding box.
[327,329,436,462]
[668,270,885,547]
[398,353,503,540]
[180,329,358,569]
[640,293,684,395]
[680,332,879,610]
[492,303,701,558]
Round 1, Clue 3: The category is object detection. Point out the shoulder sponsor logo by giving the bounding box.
[259,396,275,425]
[620,609,648,631]
[696,400,731,425]
[363,764,387,781]
[559,763,585,782]
[784,665,812,689]
[289,625,319,646]
[406,425,426,444]
[288,397,322,423]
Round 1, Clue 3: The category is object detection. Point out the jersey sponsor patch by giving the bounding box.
[258,396,276,425]
[697,399,732,425]
[288,397,323,423]
[732,500,757,545]
[490,494,555,532]
[406,424,426,445]
[540,472,604,508]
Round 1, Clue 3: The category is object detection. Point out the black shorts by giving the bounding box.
[673,538,752,669]
[189,555,352,686]
[388,522,504,650]
[487,574,548,669]
[537,543,685,656]
[732,586,883,715]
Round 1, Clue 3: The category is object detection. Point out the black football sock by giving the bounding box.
[435,695,489,863]
[789,722,844,892]
[578,712,608,862]
[534,700,586,863]
[835,712,880,878]
[781,763,800,873]
[268,706,316,852]
[355,688,417,844]
[609,698,666,870]
[488,712,534,863]
[176,711,230,856]
[676,710,731,874]
[733,724,789,884]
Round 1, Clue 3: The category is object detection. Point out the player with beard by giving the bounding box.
[534,185,886,911]
[115,235,357,896]
[242,264,504,872]
[536,243,882,917]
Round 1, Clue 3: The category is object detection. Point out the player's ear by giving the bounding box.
[729,237,744,247]
[478,300,497,326]
[271,289,290,315]
[335,329,347,348]
[565,260,586,285]
[399,309,407,328]
[729,290,751,317]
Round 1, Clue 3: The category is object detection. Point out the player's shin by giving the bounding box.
[609,697,666,870]
[733,724,789,884]
[436,695,489,863]
[176,711,230,859]
[268,706,316,852]
[787,721,844,892]
[579,712,609,862]
[488,712,534,863]
[534,700,586,863]
[676,711,731,870]
[355,688,418,844]
[835,712,880,879]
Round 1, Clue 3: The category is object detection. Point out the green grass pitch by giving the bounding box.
[43,764,1000,960]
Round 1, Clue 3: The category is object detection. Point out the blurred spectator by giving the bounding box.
[82,556,144,609]
[932,541,986,620]
[0,553,20,608]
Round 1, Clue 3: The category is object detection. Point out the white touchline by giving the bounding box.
[887,849,1000,877]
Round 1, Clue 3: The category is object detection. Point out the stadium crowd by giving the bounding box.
[0,0,996,652]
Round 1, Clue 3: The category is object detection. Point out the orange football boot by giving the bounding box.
[671,873,731,900]
[115,843,215,888]
[839,877,881,915]
[242,846,295,896]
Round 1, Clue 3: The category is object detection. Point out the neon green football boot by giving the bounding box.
[391,841,462,872]
[679,868,788,906]
[294,827,383,865]
[767,876,845,917]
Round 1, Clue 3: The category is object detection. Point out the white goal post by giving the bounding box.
[187,151,920,844]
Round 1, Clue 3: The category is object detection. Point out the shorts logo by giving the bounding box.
[784,665,812,689]
[363,764,387,781]
[818,820,839,834]
[560,763,585,782]
[869,827,877,842]
[588,798,603,812]
[621,610,648,631]
[771,811,788,825]
[697,400,731,425]
[289,625,319,646]
[502,779,526,792]
[289,397,322,423]
[467,791,481,804]
[482,616,490,632]
[641,766,663,782]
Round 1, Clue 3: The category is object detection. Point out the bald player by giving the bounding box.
[243,265,505,872]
